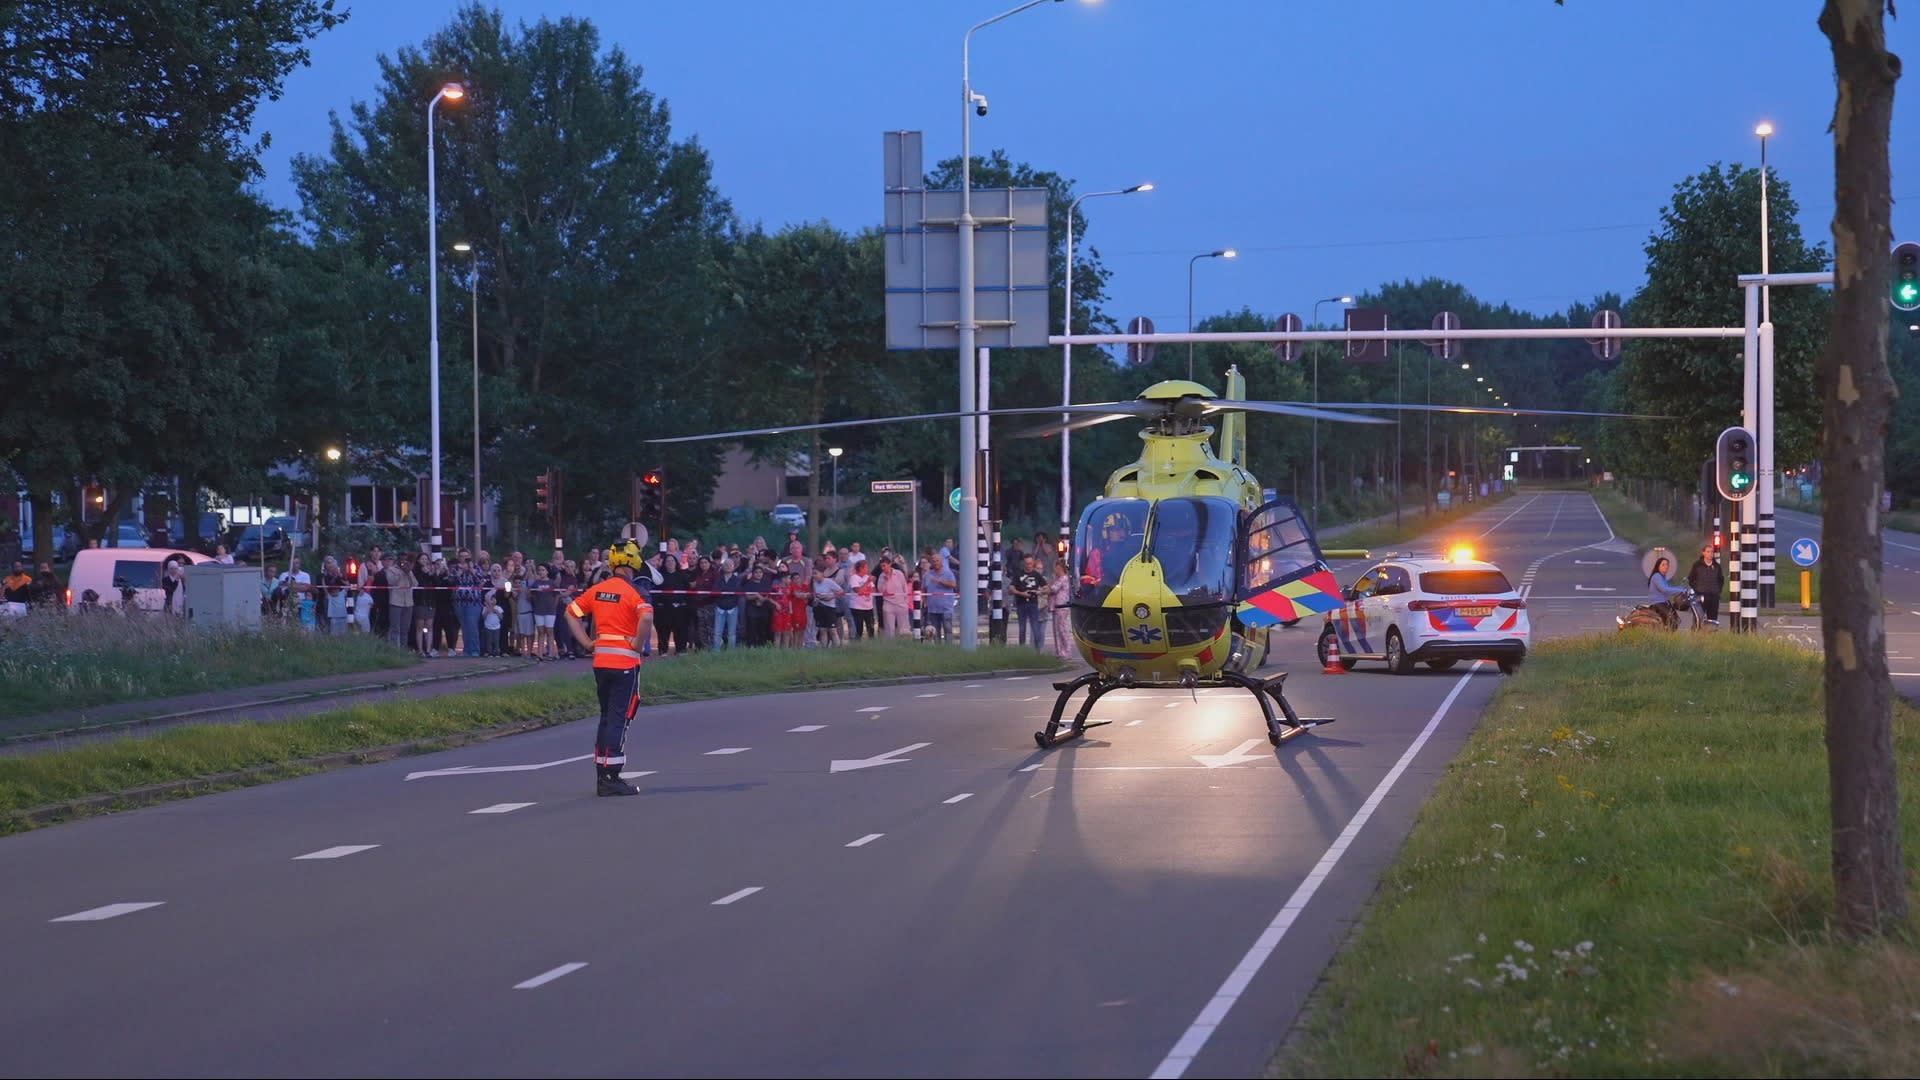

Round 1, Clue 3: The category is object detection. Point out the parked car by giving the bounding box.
[770,503,807,528]
[66,547,209,612]
[234,516,302,562]
[19,526,80,562]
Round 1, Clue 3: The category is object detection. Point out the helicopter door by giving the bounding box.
[1234,496,1342,629]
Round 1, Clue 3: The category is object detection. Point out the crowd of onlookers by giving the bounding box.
[255,529,1079,660]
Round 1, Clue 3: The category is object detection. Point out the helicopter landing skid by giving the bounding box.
[1033,670,1334,749]
[1218,670,1337,746]
[1034,672,1118,749]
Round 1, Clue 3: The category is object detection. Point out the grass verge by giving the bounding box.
[1326,491,1515,554]
[1,640,1064,833]
[0,614,417,719]
[1596,488,1823,608]
[1273,631,1919,1078]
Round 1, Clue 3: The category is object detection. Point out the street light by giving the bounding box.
[1756,121,1773,323]
[1061,181,1151,547]
[453,241,482,553]
[1309,294,1354,530]
[324,446,344,552]
[960,0,1088,651]
[1186,248,1236,380]
[426,81,464,560]
[828,447,844,519]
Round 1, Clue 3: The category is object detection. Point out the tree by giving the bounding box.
[291,4,738,550]
[1818,0,1905,938]
[1617,164,1830,485]
[0,1,343,556]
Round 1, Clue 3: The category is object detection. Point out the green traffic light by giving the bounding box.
[1900,281,1920,303]
[1731,473,1752,490]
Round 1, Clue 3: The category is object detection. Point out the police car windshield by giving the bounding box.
[1149,497,1236,602]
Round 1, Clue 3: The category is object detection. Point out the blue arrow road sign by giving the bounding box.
[1790,538,1820,567]
[949,486,963,513]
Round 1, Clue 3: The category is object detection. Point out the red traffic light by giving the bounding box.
[347,558,359,578]
[1712,532,1723,550]
[642,470,662,487]
[534,470,552,512]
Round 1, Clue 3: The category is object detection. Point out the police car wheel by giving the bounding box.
[1385,629,1414,675]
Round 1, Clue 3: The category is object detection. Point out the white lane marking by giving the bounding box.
[830,741,932,773]
[943,792,975,804]
[1192,738,1267,769]
[857,706,890,713]
[1024,695,1043,701]
[1574,559,1606,565]
[1127,719,1145,726]
[619,770,656,780]
[1018,763,1045,773]
[964,683,983,688]
[846,833,884,848]
[1476,495,1541,538]
[1164,702,1183,709]
[51,902,164,923]
[1006,676,1031,680]
[514,962,587,989]
[1150,663,1485,1080]
[406,753,594,781]
[712,887,763,906]
[916,693,944,698]
[788,724,827,732]
[294,845,379,860]
[1028,785,1055,799]
[1589,492,1618,545]
[705,747,751,755]
[1573,585,1617,592]
[1545,496,1565,539]
[470,802,535,815]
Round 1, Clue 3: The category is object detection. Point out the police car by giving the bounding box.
[1314,546,1528,675]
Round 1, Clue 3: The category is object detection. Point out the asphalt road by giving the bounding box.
[0,492,1644,1079]
[1769,505,1920,699]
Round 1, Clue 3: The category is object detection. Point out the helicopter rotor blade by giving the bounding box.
[1011,412,1147,439]
[644,402,1157,444]
[1311,402,1669,420]
[1200,399,1396,425]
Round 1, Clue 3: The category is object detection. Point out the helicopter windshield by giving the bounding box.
[1074,497,1149,600]
[1149,497,1237,603]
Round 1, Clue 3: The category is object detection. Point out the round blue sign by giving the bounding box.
[949,486,963,513]
[1790,538,1820,567]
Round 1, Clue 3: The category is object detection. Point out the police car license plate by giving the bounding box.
[1456,605,1493,618]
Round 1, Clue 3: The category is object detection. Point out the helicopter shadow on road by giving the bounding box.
[1272,737,1367,838]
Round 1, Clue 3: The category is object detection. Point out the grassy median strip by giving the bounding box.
[1274,631,1919,1078]
[0,615,417,720]
[1328,491,1514,554]
[1,641,1065,833]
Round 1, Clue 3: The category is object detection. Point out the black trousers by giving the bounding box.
[593,665,640,767]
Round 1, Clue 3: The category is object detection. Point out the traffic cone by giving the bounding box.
[1322,633,1348,675]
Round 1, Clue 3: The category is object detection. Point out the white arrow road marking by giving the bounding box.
[470,803,536,815]
[405,753,594,781]
[829,741,932,773]
[712,887,763,906]
[294,845,379,860]
[51,902,164,923]
[514,963,587,990]
[1573,585,1617,592]
[1192,739,1268,769]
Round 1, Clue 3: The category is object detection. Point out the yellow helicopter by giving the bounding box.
[650,365,1640,750]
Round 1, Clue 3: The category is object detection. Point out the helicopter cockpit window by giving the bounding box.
[1074,498,1149,600]
[1149,497,1236,603]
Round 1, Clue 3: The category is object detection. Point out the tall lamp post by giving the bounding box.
[1186,248,1235,380]
[961,0,1084,650]
[453,241,482,553]
[1309,294,1353,530]
[1061,181,1151,549]
[829,446,843,522]
[324,446,343,555]
[425,81,464,559]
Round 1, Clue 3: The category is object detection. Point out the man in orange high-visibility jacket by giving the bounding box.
[563,540,655,797]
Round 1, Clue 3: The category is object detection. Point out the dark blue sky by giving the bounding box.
[250,0,1919,335]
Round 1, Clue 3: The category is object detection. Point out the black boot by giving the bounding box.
[596,763,639,797]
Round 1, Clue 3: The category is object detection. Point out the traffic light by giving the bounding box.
[641,468,663,491]
[1894,241,1920,312]
[1716,426,1756,502]
[534,470,552,514]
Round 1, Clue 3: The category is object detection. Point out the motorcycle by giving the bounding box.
[1616,589,1712,632]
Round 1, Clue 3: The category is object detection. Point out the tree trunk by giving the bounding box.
[25,486,54,563]
[1819,0,1907,938]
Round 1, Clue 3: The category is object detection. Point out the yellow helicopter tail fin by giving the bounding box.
[1221,364,1247,470]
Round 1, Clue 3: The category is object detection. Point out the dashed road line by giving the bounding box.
[1018,763,1045,773]
[942,793,974,805]
[470,803,535,815]
[846,833,884,848]
[705,747,751,755]
[50,902,164,923]
[857,706,890,714]
[712,887,763,906]
[294,845,379,861]
[916,693,944,698]
[514,962,587,990]
[788,725,827,732]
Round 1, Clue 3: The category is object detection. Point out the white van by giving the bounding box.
[66,548,211,612]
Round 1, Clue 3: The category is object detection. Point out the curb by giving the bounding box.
[6,664,1070,830]
[2,660,534,747]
